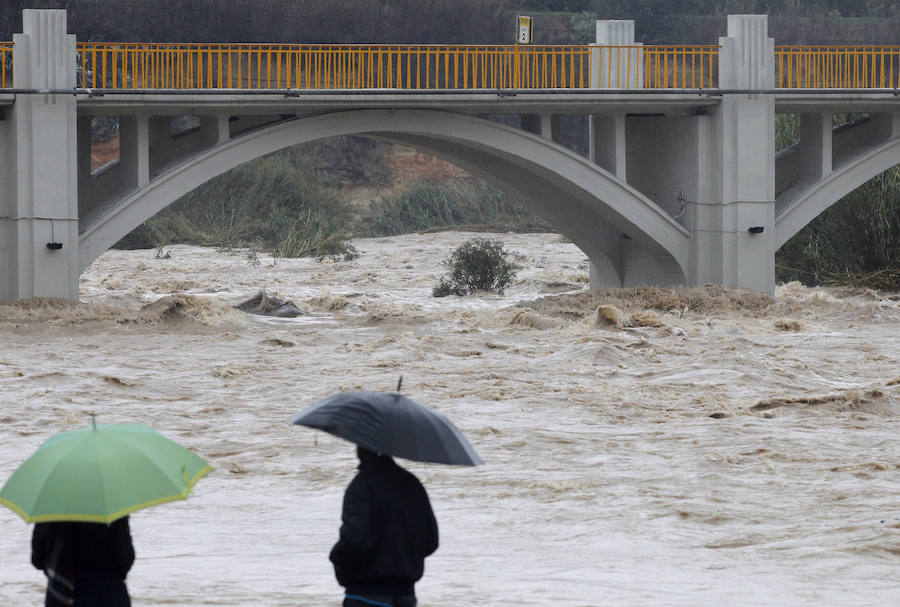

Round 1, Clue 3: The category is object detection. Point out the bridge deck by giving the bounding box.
[4,89,898,116]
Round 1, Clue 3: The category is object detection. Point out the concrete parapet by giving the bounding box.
[718,15,774,90]
[591,20,642,89]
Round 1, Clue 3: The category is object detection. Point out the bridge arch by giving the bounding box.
[775,137,900,250]
[79,109,690,284]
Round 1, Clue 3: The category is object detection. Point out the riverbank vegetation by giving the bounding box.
[775,167,900,288]
[364,182,548,237]
[774,113,900,289]
[116,152,358,260]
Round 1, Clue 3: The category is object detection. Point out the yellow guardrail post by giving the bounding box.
[1,42,10,87]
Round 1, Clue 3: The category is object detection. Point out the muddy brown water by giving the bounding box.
[1,232,898,605]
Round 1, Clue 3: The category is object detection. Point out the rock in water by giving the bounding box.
[235,290,303,318]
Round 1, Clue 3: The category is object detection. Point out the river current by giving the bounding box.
[1,231,898,606]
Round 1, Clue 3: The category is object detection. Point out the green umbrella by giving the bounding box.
[0,421,212,524]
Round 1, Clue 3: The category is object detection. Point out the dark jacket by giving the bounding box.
[32,517,135,607]
[330,453,439,597]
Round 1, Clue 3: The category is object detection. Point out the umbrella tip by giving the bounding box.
[396,375,403,392]
[91,412,97,430]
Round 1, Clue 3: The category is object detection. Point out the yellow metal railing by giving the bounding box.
[644,46,719,88]
[5,42,897,91]
[1,42,12,88]
[776,45,900,88]
[74,43,592,90]
[72,43,723,90]
[0,41,719,91]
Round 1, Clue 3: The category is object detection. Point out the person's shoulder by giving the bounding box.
[393,463,426,488]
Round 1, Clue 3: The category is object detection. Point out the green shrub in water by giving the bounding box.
[432,238,519,297]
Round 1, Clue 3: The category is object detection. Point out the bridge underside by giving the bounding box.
[76,108,692,291]
[774,111,900,249]
[7,91,900,303]
[379,131,686,287]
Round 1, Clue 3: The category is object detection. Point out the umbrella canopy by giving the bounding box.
[292,391,483,466]
[0,422,212,524]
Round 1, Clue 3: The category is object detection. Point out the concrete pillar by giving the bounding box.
[692,14,776,293]
[1,10,78,301]
[148,115,170,180]
[589,113,626,180]
[199,114,229,146]
[798,112,832,180]
[871,112,900,140]
[120,114,150,188]
[521,114,560,142]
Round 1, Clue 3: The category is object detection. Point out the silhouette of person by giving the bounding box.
[31,517,135,607]
[330,446,439,607]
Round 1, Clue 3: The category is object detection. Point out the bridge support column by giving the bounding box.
[589,114,626,180]
[521,114,560,142]
[798,112,832,180]
[0,10,79,301]
[692,14,776,294]
[200,114,230,145]
[120,114,151,188]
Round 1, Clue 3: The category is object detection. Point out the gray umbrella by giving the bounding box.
[291,391,483,466]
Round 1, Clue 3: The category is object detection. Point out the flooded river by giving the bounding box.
[1,231,898,605]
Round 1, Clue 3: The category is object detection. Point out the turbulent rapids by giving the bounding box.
[1,232,898,606]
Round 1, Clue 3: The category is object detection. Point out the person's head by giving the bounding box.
[356,445,391,465]
[357,445,377,463]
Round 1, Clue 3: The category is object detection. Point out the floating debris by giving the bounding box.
[235,290,304,318]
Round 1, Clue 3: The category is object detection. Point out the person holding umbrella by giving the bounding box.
[0,418,211,607]
[31,517,134,607]
[330,446,438,607]
[292,387,483,607]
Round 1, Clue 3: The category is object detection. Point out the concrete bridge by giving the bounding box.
[3,9,900,301]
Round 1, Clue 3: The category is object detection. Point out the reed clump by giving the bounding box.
[365,180,547,236]
[116,153,357,260]
[776,166,900,291]
[775,113,900,291]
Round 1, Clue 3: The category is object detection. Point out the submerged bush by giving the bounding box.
[432,238,519,297]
